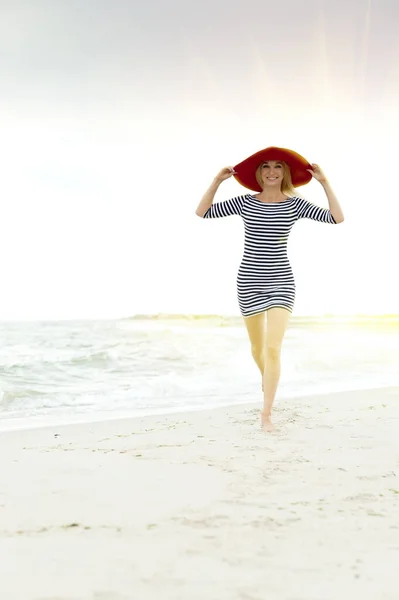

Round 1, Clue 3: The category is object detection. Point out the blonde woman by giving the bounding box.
[195,147,344,432]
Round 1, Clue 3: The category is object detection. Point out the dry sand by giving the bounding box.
[0,386,398,600]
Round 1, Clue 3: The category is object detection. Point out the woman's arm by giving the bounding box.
[195,179,222,217]
[195,166,236,217]
[307,163,344,224]
[320,180,345,224]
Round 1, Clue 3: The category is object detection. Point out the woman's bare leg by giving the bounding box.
[262,307,291,431]
[243,311,266,379]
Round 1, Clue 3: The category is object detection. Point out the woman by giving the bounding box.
[195,146,344,432]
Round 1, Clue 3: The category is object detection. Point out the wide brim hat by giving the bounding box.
[233,146,312,192]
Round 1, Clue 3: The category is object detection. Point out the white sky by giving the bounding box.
[0,0,398,319]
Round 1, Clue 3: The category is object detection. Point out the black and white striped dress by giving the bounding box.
[203,194,336,317]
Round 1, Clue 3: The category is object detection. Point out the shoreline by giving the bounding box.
[1,382,398,436]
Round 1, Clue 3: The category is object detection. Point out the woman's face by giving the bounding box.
[260,160,284,189]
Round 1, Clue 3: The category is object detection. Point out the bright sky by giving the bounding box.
[1,0,398,319]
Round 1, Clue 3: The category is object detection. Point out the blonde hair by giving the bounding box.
[255,161,296,196]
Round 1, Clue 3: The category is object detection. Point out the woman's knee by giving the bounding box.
[250,342,264,360]
[265,344,281,362]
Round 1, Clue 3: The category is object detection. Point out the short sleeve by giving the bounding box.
[294,197,336,224]
[203,195,246,218]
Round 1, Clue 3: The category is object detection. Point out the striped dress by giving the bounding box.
[203,194,336,317]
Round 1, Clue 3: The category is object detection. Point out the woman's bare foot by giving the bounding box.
[260,410,274,433]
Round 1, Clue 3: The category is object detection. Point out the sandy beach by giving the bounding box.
[1,386,398,600]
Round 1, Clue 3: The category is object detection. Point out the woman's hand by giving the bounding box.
[214,166,237,183]
[307,163,328,184]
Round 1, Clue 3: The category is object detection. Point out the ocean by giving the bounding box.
[0,316,398,431]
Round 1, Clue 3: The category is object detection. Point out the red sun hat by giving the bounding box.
[233,146,313,192]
